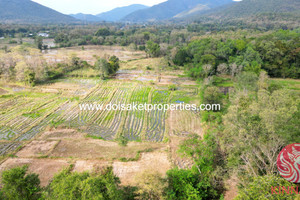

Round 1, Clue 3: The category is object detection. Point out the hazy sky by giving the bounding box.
[32,0,167,15]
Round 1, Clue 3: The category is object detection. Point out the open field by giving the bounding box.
[0,53,200,185]
[0,128,170,186]
[43,45,146,64]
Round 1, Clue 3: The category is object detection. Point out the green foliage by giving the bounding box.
[24,69,36,87]
[0,165,41,200]
[168,84,177,91]
[235,72,259,91]
[146,41,161,58]
[135,171,166,200]
[165,133,222,200]
[117,135,129,147]
[235,175,298,200]
[94,56,120,79]
[45,166,124,200]
[95,28,111,37]
[35,36,43,50]
[166,168,217,200]
[222,88,299,179]
[178,133,216,174]
[173,49,190,66]
[175,30,300,79]
[202,86,224,106]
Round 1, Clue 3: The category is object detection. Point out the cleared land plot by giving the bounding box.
[0,128,171,186]
[43,45,146,64]
[49,138,165,161]
[16,140,59,158]
[0,158,70,186]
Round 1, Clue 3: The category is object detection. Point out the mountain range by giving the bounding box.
[122,0,234,22]
[0,0,299,24]
[0,0,76,24]
[70,4,149,22]
[208,0,300,18]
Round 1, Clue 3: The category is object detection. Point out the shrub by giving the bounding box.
[0,166,41,200]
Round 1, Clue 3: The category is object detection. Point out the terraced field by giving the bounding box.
[0,77,199,156]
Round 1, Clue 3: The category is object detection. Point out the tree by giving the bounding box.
[35,36,43,51]
[45,166,124,199]
[236,72,259,91]
[95,28,110,37]
[146,41,161,58]
[203,86,223,106]
[135,171,166,200]
[24,69,36,86]
[166,168,217,200]
[222,88,298,181]
[0,166,41,200]
[108,55,120,74]
[95,58,110,79]
[178,134,216,175]
[173,49,190,66]
[236,175,298,200]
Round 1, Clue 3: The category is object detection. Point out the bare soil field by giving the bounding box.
[43,45,146,64]
[0,128,171,186]
[0,158,70,186]
[0,57,200,187]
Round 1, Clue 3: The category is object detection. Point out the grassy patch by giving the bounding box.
[86,135,104,140]
[270,78,300,90]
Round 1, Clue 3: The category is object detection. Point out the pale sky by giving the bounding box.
[32,0,167,15]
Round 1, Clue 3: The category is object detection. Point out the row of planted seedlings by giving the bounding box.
[0,92,68,155]
[88,83,134,140]
[121,85,151,141]
[0,93,60,140]
[145,90,171,142]
[51,79,107,128]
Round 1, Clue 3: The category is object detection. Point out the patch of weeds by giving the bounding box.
[50,119,65,128]
[146,66,152,70]
[168,84,177,91]
[22,112,41,119]
[117,135,128,147]
[37,155,49,159]
[163,137,169,143]
[86,135,104,140]
[70,96,80,101]
[119,148,154,162]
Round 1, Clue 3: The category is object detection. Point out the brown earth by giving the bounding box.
[0,158,70,186]
[16,140,59,158]
[0,129,171,186]
[224,176,239,200]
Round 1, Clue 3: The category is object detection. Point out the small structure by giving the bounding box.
[38,33,49,38]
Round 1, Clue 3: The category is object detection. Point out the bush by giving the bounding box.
[44,166,124,199]
[0,166,41,200]
[117,135,129,146]
[168,84,177,91]
[236,175,298,200]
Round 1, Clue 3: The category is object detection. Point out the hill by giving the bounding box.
[209,0,300,18]
[96,4,149,22]
[70,13,103,22]
[0,0,77,24]
[122,0,233,22]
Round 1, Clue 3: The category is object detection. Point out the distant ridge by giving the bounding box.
[0,0,77,24]
[70,13,103,22]
[122,0,233,22]
[207,0,300,18]
[96,4,149,22]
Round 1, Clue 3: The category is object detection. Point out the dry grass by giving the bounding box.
[43,45,146,65]
[49,138,165,161]
[120,58,167,70]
